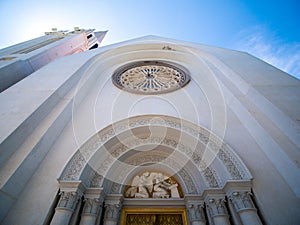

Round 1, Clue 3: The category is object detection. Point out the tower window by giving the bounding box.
[89,43,98,50]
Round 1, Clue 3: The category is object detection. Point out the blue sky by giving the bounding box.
[0,0,299,79]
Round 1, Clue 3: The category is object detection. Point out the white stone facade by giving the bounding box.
[0,35,299,225]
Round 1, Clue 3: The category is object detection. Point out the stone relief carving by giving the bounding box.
[206,198,229,217]
[90,173,103,188]
[104,203,121,221]
[177,168,197,194]
[202,167,221,188]
[229,191,255,211]
[187,203,206,222]
[112,61,190,94]
[61,152,86,180]
[82,198,101,216]
[111,182,122,194]
[110,136,220,188]
[125,172,180,198]
[60,116,250,189]
[218,149,243,180]
[57,191,81,210]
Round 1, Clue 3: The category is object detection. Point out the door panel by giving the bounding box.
[120,208,187,225]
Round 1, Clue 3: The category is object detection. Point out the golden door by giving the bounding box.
[120,208,188,225]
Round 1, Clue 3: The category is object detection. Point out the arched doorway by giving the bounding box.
[49,115,262,225]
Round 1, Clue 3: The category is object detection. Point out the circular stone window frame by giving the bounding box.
[112,61,191,95]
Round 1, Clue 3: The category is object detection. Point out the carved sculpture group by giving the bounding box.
[125,172,180,198]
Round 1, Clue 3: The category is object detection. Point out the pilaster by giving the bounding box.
[224,181,263,225]
[185,195,206,225]
[50,181,85,225]
[103,194,123,225]
[79,188,105,225]
[228,191,263,225]
[204,193,231,225]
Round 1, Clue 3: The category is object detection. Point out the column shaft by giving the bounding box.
[229,191,263,225]
[187,202,206,225]
[103,204,121,225]
[206,198,231,225]
[51,209,74,225]
[50,191,81,225]
[79,198,103,225]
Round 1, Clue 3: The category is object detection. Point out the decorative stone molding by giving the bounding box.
[82,198,101,216]
[218,149,243,180]
[90,173,103,188]
[56,181,85,210]
[227,190,263,225]
[112,61,190,94]
[61,152,86,181]
[202,167,220,188]
[57,191,81,211]
[104,204,121,222]
[111,182,122,194]
[50,181,86,225]
[103,195,123,223]
[205,195,232,225]
[206,197,228,217]
[60,116,252,193]
[187,203,206,222]
[177,168,197,194]
[228,191,255,212]
[85,136,219,191]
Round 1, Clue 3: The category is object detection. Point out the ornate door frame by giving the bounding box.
[120,208,188,225]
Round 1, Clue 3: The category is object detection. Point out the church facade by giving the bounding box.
[0,32,300,225]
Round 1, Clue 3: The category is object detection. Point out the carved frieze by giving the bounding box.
[218,149,243,180]
[124,172,181,198]
[60,116,251,191]
[90,173,103,188]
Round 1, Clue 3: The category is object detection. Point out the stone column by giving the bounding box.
[50,181,85,225]
[103,194,123,225]
[187,203,206,225]
[229,191,263,225]
[79,188,105,225]
[50,191,82,225]
[205,196,231,225]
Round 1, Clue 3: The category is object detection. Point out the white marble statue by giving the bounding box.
[125,172,180,198]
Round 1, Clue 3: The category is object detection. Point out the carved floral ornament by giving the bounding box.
[60,116,252,193]
[112,61,190,94]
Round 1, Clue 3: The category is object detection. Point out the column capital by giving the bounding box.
[82,188,105,216]
[104,194,123,222]
[204,194,228,218]
[55,180,85,211]
[186,202,206,222]
[104,204,122,222]
[185,195,204,208]
[223,180,252,196]
[56,191,81,211]
[84,188,105,201]
[228,191,256,212]
[58,180,86,196]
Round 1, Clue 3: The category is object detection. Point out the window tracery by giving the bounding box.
[112,61,190,94]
